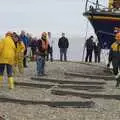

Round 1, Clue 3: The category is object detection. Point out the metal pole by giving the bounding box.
[82,20,89,61]
[96,0,99,9]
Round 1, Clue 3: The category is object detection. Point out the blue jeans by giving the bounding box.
[36,56,45,75]
[0,64,13,77]
[60,48,67,61]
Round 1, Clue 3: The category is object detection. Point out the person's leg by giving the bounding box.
[7,64,14,89]
[36,56,41,75]
[23,49,27,67]
[112,59,119,87]
[50,52,53,62]
[85,49,89,62]
[94,52,97,63]
[98,52,101,63]
[41,56,45,75]
[60,48,63,61]
[64,48,67,61]
[0,64,5,87]
[89,50,93,62]
[46,52,49,61]
[18,58,24,74]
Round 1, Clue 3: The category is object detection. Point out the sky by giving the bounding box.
[0,0,108,37]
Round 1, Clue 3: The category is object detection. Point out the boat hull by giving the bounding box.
[83,11,120,49]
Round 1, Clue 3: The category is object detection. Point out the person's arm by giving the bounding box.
[107,48,113,68]
[66,38,69,48]
[0,39,4,54]
[58,39,60,48]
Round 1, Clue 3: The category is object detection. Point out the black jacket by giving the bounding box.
[85,38,94,50]
[58,37,69,48]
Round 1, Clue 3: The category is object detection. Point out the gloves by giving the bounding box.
[107,63,110,68]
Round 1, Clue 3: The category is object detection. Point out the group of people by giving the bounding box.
[0,31,26,89]
[85,35,101,63]
[1,30,120,88]
[0,31,69,89]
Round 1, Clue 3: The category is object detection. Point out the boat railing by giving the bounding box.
[85,0,120,14]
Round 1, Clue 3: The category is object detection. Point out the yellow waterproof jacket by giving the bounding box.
[109,41,120,62]
[15,41,25,63]
[16,41,25,54]
[0,36,16,65]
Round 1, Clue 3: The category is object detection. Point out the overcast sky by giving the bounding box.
[0,0,108,37]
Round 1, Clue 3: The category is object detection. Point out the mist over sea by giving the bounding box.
[52,36,85,61]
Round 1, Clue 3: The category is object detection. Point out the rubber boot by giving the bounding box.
[8,77,14,89]
[0,76,3,87]
[115,74,120,88]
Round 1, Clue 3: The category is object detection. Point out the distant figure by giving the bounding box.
[47,44,53,62]
[107,32,120,87]
[93,41,101,63]
[58,33,69,61]
[46,32,53,62]
[20,31,29,68]
[85,36,94,62]
[30,37,37,60]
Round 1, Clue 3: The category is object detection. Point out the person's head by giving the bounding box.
[5,32,13,37]
[12,32,19,42]
[21,30,25,36]
[90,35,94,39]
[62,33,65,37]
[115,32,120,42]
[48,32,51,38]
[41,32,47,40]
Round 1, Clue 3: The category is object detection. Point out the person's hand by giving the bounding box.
[107,63,110,68]
[45,51,48,55]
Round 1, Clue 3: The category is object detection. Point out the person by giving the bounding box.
[47,43,53,62]
[46,32,53,62]
[93,40,101,63]
[20,30,29,67]
[107,32,120,87]
[36,32,49,76]
[85,36,94,62]
[0,32,18,89]
[58,33,69,61]
[13,33,25,74]
[30,37,37,61]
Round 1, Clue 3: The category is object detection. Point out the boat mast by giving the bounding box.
[85,0,89,11]
[96,0,99,9]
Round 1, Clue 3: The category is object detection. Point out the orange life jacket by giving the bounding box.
[41,40,48,51]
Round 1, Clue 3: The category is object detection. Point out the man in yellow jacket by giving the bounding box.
[108,32,120,87]
[0,32,18,89]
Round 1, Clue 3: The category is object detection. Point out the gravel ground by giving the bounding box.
[0,61,120,120]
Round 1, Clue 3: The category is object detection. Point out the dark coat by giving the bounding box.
[58,37,69,48]
[85,38,94,50]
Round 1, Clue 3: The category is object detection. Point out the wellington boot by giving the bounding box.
[0,76,3,87]
[8,77,14,89]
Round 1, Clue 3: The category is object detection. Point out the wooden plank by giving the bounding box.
[52,89,120,100]
[64,72,114,80]
[31,77,106,85]
[0,97,94,108]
